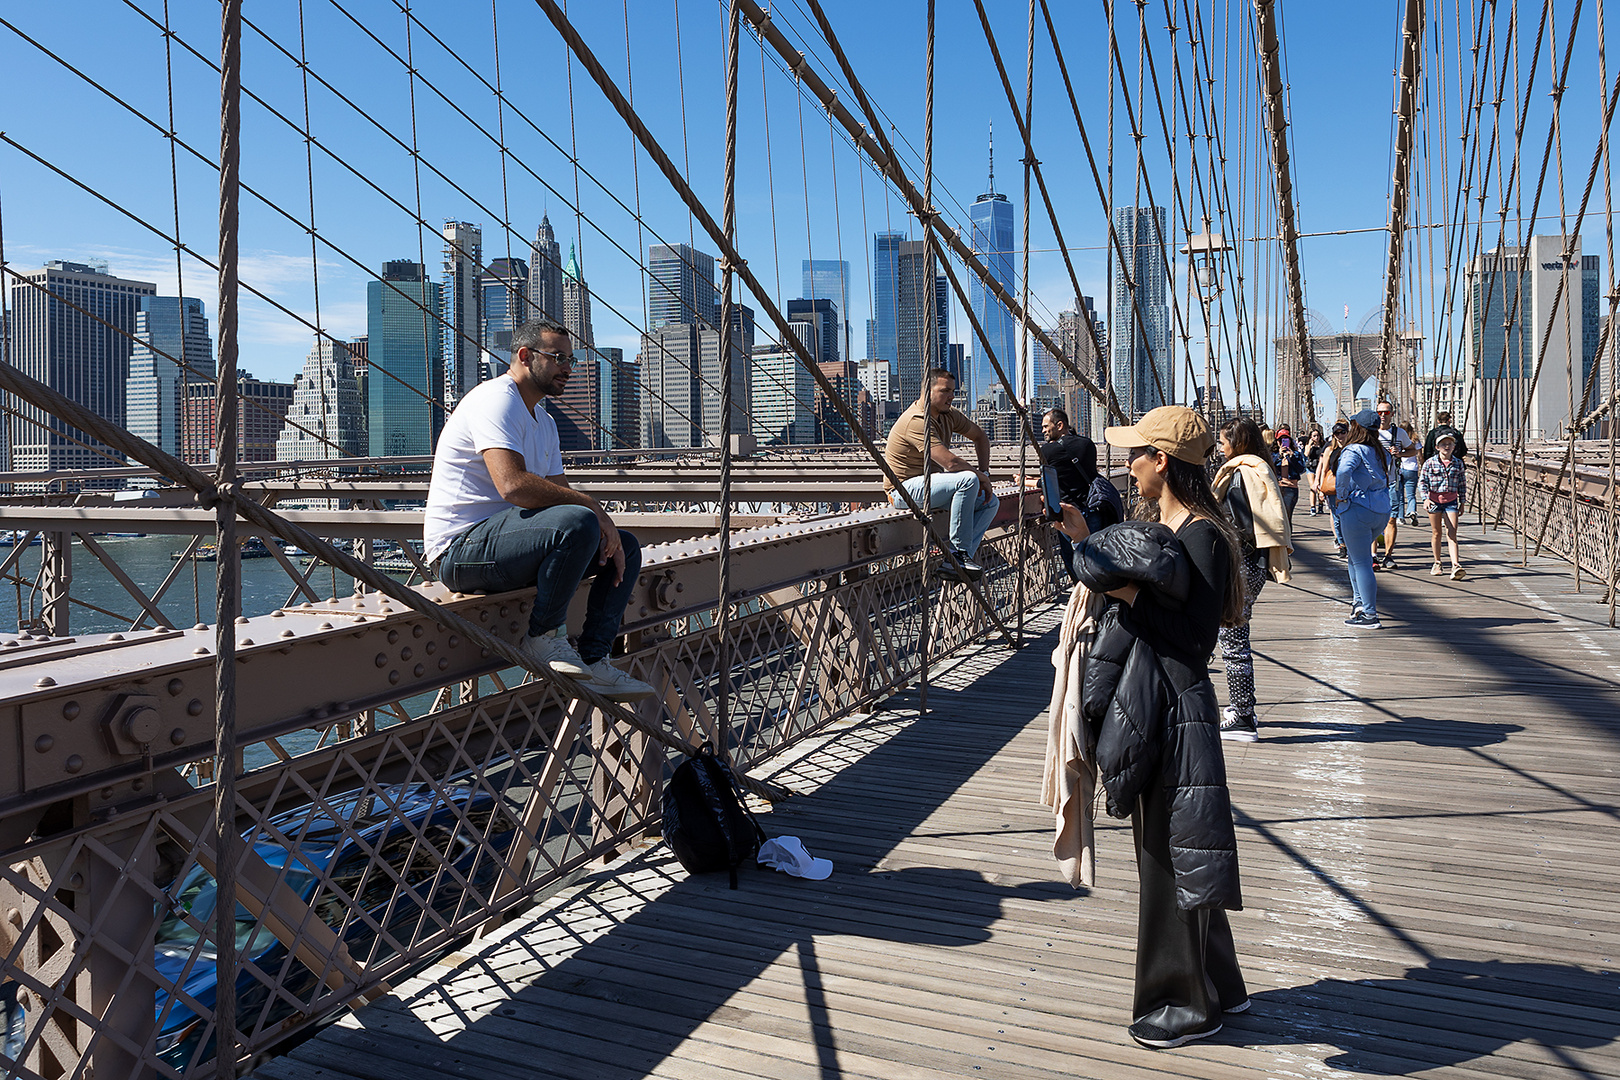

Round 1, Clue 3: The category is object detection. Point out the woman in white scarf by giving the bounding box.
[1210,418,1292,743]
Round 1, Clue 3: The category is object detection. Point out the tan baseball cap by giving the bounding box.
[1103,405,1217,464]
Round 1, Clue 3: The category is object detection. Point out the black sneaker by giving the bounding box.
[951,551,984,581]
[1219,708,1259,743]
[1128,1020,1222,1049]
[1381,553,1397,570]
[1344,611,1383,629]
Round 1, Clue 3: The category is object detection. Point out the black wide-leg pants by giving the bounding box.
[1130,781,1247,1034]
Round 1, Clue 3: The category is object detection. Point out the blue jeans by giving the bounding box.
[437,503,641,663]
[892,471,999,557]
[1337,503,1386,619]
[1389,473,1419,519]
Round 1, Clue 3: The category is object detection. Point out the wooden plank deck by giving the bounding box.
[255,513,1620,1080]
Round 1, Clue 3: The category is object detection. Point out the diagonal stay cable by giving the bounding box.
[531,0,1018,642]
[0,355,790,802]
[774,0,1125,422]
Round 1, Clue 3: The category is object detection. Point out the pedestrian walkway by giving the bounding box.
[255,513,1620,1080]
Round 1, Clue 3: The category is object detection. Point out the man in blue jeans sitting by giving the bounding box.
[882,367,998,580]
[423,318,655,700]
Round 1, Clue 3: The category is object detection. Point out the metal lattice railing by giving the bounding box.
[0,519,1062,1080]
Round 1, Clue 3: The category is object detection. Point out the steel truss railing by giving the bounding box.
[0,503,1062,1079]
[1476,447,1620,619]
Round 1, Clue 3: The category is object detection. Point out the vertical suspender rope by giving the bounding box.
[1602,0,1619,623]
[1017,0,1035,648]
[716,0,740,760]
[919,0,936,716]
[213,0,243,1073]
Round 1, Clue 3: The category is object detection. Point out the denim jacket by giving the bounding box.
[1334,443,1393,516]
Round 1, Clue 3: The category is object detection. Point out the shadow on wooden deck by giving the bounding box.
[257,513,1620,1080]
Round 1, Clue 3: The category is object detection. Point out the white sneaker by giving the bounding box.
[585,658,658,701]
[519,626,591,677]
[1450,565,1466,581]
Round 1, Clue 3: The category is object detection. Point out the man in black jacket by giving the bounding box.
[1423,410,1469,460]
[1040,408,1109,581]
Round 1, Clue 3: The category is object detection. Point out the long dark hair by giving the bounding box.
[1336,420,1389,475]
[1131,455,1247,627]
[1220,417,1266,459]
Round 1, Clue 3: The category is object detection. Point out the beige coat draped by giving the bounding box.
[1213,454,1294,583]
[1042,582,1107,888]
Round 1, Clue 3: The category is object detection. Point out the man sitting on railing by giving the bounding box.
[423,318,656,701]
[883,367,997,581]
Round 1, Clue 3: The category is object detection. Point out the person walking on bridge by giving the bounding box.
[1054,405,1249,1049]
[1419,433,1468,579]
[1334,409,1393,628]
[423,318,656,701]
[883,367,997,581]
[1212,418,1293,743]
[1376,400,1421,565]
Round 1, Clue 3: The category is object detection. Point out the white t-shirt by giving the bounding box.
[1379,425,1419,474]
[423,377,565,563]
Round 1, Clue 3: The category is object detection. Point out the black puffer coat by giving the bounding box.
[1075,522,1242,911]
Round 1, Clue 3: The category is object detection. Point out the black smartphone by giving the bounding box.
[1040,465,1064,521]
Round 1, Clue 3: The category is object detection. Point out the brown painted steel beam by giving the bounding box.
[0,491,1036,816]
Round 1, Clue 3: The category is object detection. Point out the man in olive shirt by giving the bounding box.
[884,368,997,579]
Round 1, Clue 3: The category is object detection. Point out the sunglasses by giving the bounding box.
[1126,446,1158,463]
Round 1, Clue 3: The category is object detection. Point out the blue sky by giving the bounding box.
[2,1,1614,418]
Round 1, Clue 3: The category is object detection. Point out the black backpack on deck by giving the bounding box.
[663,746,766,889]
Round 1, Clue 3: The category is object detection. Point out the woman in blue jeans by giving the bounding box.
[1332,409,1393,629]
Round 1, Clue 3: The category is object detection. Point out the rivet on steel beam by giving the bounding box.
[235,616,250,626]
[34,677,55,688]
[280,630,295,639]
[389,670,401,684]
[239,639,254,646]
[108,634,123,641]
[301,602,314,609]
[64,755,83,773]
[34,735,53,753]
[167,679,184,696]
[66,871,84,888]
[438,658,449,671]
[62,701,80,720]
[375,653,388,667]
[400,647,413,661]
[318,622,333,630]
[193,624,207,631]
[424,641,436,655]
[170,728,186,745]
[499,605,510,618]
[352,616,367,624]
[388,630,399,643]
[413,664,425,677]
[192,647,208,656]
[447,635,459,648]
[413,624,425,638]
[271,610,284,618]
[2,641,14,648]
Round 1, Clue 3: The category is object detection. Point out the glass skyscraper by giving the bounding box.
[802,259,850,363]
[6,261,154,477]
[128,296,215,459]
[969,128,1017,405]
[895,240,948,404]
[367,260,444,457]
[870,231,903,389]
[440,220,482,410]
[647,243,718,329]
[1110,205,1171,418]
